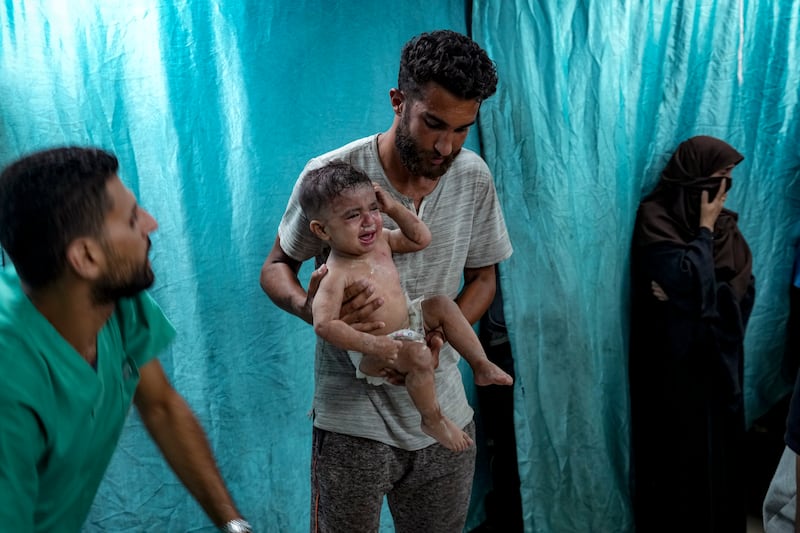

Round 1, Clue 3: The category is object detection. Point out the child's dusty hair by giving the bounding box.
[298,160,372,219]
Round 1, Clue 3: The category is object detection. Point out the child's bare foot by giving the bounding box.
[472,358,513,386]
[421,416,474,452]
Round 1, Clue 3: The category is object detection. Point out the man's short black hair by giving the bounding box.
[298,160,372,220]
[0,147,118,288]
[398,29,498,103]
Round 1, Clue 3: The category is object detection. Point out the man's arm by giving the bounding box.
[456,265,497,325]
[134,360,245,528]
[259,236,315,323]
[259,235,385,330]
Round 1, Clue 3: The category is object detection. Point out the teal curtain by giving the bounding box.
[474,1,800,531]
[2,1,799,532]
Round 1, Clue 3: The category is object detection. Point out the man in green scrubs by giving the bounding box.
[0,147,252,533]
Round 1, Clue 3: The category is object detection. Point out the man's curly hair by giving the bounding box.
[398,30,498,103]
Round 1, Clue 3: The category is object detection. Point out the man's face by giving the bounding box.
[395,83,480,179]
[92,176,159,304]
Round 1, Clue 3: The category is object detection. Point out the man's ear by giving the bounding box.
[65,237,104,280]
[309,220,330,241]
[390,88,405,116]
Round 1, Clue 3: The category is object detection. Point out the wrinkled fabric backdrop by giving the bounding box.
[1,1,798,531]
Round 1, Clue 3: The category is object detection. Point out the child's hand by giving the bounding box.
[373,182,397,213]
[362,335,402,361]
[359,336,403,377]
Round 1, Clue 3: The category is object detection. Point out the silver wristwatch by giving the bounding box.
[222,518,252,533]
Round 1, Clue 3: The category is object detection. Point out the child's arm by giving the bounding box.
[312,271,401,359]
[374,183,432,253]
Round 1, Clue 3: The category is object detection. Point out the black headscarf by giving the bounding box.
[634,136,753,299]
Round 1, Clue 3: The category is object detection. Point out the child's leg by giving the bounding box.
[393,340,473,452]
[422,295,513,387]
[357,352,386,378]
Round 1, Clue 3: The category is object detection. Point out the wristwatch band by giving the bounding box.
[221,518,252,533]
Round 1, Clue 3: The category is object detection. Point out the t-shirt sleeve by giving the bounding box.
[277,158,329,262]
[115,291,177,368]
[465,165,513,269]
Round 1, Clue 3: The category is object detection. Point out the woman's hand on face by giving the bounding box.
[699,180,727,231]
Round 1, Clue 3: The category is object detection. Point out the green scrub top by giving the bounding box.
[0,269,176,531]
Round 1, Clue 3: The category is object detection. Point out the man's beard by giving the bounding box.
[395,112,458,179]
[91,244,155,304]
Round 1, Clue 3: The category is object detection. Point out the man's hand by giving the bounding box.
[301,263,328,323]
[382,369,406,385]
[339,279,385,332]
[425,329,445,369]
[304,266,385,331]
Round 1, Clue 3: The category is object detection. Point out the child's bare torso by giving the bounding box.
[326,237,410,335]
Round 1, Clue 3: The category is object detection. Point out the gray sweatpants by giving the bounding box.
[310,422,477,533]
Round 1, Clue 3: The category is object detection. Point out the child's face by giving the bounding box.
[317,184,383,256]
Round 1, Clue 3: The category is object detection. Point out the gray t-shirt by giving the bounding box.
[279,134,513,450]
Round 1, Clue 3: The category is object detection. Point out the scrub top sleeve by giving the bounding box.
[0,396,44,529]
[116,291,177,368]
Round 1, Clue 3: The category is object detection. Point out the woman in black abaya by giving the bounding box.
[629,136,755,533]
